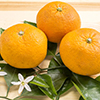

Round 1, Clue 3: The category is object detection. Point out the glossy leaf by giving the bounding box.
[4,64,19,87]
[47,53,74,100]
[57,79,73,98]
[30,75,49,88]
[71,73,100,100]
[49,53,63,66]
[79,96,85,100]
[3,64,35,87]
[0,63,7,69]
[38,74,57,100]
[16,98,36,100]
[0,55,3,60]
[55,79,73,100]
[24,20,37,27]
[20,84,45,97]
[3,64,36,97]
[95,75,100,82]
[48,53,71,91]
[0,28,5,35]
[3,64,19,97]
[47,41,57,56]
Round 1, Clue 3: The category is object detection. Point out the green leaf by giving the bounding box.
[24,20,37,27]
[48,53,71,91]
[49,53,63,66]
[4,64,18,87]
[71,73,100,100]
[72,81,85,99]
[38,74,57,100]
[4,64,35,87]
[95,75,100,82]
[30,75,49,88]
[20,84,45,97]
[47,53,73,100]
[3,64,19,97]
[0,63,7,69]
[3,64,35,97]
[57,78,73,98]
[0,28,5,35]
[56,79,73,100]
[47,41,57,56]
[48,65,68,92]
[0,55,3,60]
[15,98,36,100]
[79,96,85,100]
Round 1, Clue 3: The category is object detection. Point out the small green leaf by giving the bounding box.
[3,64,35,97]
[4,64,35,87]
[48,65,68,92]
[48,53,71,91]
[15,98,36,100]
[3,64,19,97]
[4,64,18,87]
[21,84,45,97]
[79,96,85,100]
[0,55,3,60]
[47,41,57,56]
[95,75,100,82]
[49,53,63,66]
[24,20,37,27]
[0,28,5,35]
[56,79,73,100]
[0,63,7,69]
[57,79,73,97]
[71,73,100,100]
[72,81,85,99]
[30,75,49,88]
[38,74,57,100]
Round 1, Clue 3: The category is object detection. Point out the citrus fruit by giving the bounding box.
[37,1,81,43]
[1,24,47,69]
[60,28,100,75]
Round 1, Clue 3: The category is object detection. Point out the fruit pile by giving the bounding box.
[1,1,100,76]
[1,1,100,100]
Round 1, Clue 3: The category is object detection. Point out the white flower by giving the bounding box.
[0,67,7,76]
[11,73,34,94]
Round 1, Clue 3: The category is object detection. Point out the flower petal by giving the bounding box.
[25,76,34,83]
[18,73,24,82]
[11,81,21,85]
[0,72,7,76]
[18,84,24,94]
[0,67,1,70]
[24,84,31,92]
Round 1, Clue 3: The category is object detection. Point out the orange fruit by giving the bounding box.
[60,28,100,75]
[37,1,81,43]
[1,24,47,69]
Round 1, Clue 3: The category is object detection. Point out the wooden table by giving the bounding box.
[0,0,100,100]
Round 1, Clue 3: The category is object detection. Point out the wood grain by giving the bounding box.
[0,2,100,11]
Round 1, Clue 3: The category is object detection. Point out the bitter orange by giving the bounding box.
[60,28,100,75]
[1,24,47,69]
[37,1,81,43]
